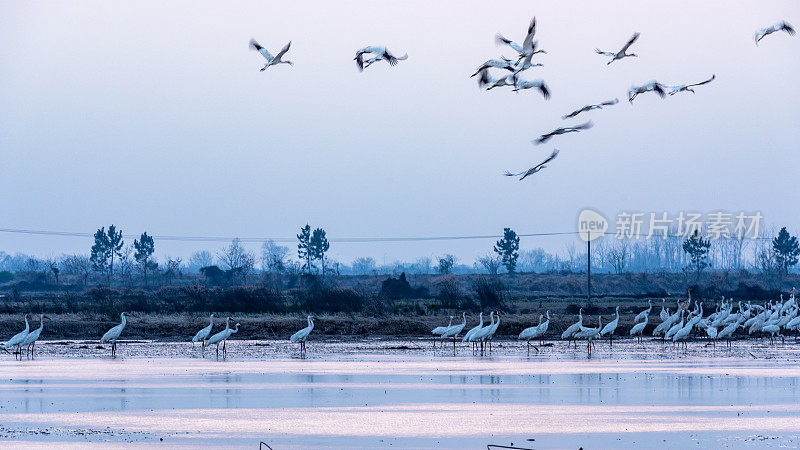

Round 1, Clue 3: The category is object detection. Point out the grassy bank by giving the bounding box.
[0,296,774,341]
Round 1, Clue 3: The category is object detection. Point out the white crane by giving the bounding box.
[512,77,550,99]
[537,311,550,341]
[717,318,742,347]
[562,99,618,119]
[672,319,693,349]
[471,58,517,77]
[600,306,620,347]
[628,81,666,103]
[761,324,782,344]
[754,21,795,45]
[595,32,640,65]
[354,46,407,71]
[630,314,648,343]
[519,315,543,354]
[513,51,545,74]
[205,317,232,357]
[2,314,30,359]
[667,75,716,95]
[562,309,583,347]
[290,315,314,353]
[665,310,686,341]
[634,300,652,323]
[21,314,50,358]
[533,121,593,145]
[520,311,550,352]
[249,39,293,71]
[659,299,668,322]
[470,312,495,354]
[574,316,602,356]
[431,316,453,347]
[652,308,673,336]
[441,312,467,352]
[705,325,718,348]
[504,148,559,181]
[476,69,518,90]
[463,312,484,351]
[495,17,542,61]
[100,312,128,358]
[192,313,215,354]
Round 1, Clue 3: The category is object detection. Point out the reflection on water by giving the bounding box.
[2,356,800,416]
[3,342,800,448]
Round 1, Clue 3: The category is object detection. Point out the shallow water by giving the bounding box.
[2,338,800,448]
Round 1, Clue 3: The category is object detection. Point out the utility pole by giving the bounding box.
[587,230,591,303]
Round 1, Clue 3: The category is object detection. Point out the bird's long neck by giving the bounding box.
[24,317,29,332]
[209,315,214,326]
[38,315,45,330]
[460,313,466,326]
[478,313,483,326]
[309,318,314,329]
[120,314,126,326]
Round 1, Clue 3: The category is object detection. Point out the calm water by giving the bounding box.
[1,339,800,448]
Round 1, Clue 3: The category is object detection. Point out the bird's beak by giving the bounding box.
[44,316,52,321]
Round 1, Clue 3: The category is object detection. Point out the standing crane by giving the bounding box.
[2,314,30,359]
[22,314,50,358]
[192,313,215,354]
[100,312,128,358]
[290,315,314,354]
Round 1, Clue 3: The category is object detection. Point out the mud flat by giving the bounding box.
[1,339,800,448]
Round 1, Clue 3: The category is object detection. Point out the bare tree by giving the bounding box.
[261,240,290,273]
[117,244,134,286]
[219,238,255,282]
[475,254,501,275]
[607,240,630,274]
[187,251,214,273]
[352,257,377,275]
[61,254,92,286]
[163,257,182,285]
[410,257,432,275]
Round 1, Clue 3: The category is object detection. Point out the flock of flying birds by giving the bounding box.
[248,18,794,182]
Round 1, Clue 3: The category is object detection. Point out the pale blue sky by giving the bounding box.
[0,0,798,264]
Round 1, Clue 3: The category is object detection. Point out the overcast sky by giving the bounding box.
[1,0,798,265]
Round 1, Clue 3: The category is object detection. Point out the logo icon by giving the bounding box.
[578,209,607,242]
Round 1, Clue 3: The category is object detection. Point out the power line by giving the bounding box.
[0,227,577,243]
[0,227,771,244]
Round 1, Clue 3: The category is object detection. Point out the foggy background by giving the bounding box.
[1,0,798,265]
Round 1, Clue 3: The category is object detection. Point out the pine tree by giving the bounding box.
[493,228,520,274]
[683,230,711,277]
[297,224,313,273]
[90,227,111,277]
[310,228,330,274]
[134,232,156,286]
[90,225,124,284]
[772,227,800,273]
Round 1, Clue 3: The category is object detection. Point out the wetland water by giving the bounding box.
[1,339,800,448]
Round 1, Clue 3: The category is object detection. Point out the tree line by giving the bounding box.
[0,224,798,289]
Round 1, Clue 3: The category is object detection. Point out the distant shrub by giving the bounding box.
[0,271,13,283]
[299,286,364,313]
[434,275,464,309]
[380,272,428,299]
[473,278,505,311]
